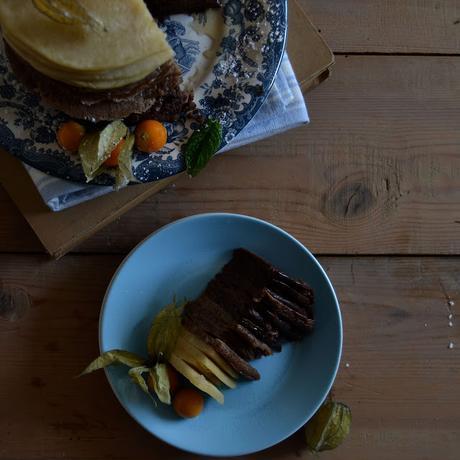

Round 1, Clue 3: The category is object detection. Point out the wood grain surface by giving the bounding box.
[1,1,459,459]
[3,55,459,255]
[0,255,458,460]
[301,0,460,54]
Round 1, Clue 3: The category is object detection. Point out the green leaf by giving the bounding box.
[147,299,183,360]
[78,120,128,182]
[149,363,171,404]
[79,350,145,376]
[184,119,222,177]
[305,401,352,452]
[128,366,150,395]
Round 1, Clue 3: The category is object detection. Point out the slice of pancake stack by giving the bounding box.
[0,0,194,121]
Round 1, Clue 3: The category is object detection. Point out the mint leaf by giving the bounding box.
[184,119,223,177]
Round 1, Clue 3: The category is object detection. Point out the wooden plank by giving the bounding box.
[76,56,460,255]
[0,255,458,460]
[301,0,460,54]
[1,56,459,255]
[0,186,42,252]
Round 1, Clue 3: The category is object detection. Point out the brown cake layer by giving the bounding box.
[5,43,194,122]
[182,249,315,381]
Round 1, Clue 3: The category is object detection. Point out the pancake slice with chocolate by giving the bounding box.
[181,249,315,381]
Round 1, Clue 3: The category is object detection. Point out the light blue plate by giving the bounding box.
[100,213,342,456]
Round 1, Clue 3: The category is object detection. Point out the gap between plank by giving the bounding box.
[1,251,459,258]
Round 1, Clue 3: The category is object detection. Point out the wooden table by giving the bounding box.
[1,2,459,459]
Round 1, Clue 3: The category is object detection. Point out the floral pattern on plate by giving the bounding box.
[0,0,287,184]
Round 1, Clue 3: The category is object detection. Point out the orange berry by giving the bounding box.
[166,364,180,396]
[173,388,204,418]
[57,121,85,152]
[147,373,155,391]
[135,120,167,153]
[104,138,125,167]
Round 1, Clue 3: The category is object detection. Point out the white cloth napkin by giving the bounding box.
[24,54,309,211]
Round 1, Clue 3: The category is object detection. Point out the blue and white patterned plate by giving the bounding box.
[0,0,287,185]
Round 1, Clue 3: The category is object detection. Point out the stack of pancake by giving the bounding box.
[0,0,194,121]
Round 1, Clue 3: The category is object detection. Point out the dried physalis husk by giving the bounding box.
[149,363,171,404]
[79,350,144,376]
[78,120,129,181]
[128,366,151,395]
[32,0,104,30]
[147,299,183,360]
[305,401,352,452]
[113,133,135,189]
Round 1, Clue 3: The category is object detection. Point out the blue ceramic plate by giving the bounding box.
[99,213,342,457]
[0,1,287,184]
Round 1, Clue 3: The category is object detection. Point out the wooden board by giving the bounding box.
[4,55,458,255]
[301,0,460,54]
[0,255,458,460]
[1,3,458,460]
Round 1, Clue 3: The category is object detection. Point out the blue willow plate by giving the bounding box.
[0,0,287,185]
[100,214,343,456]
